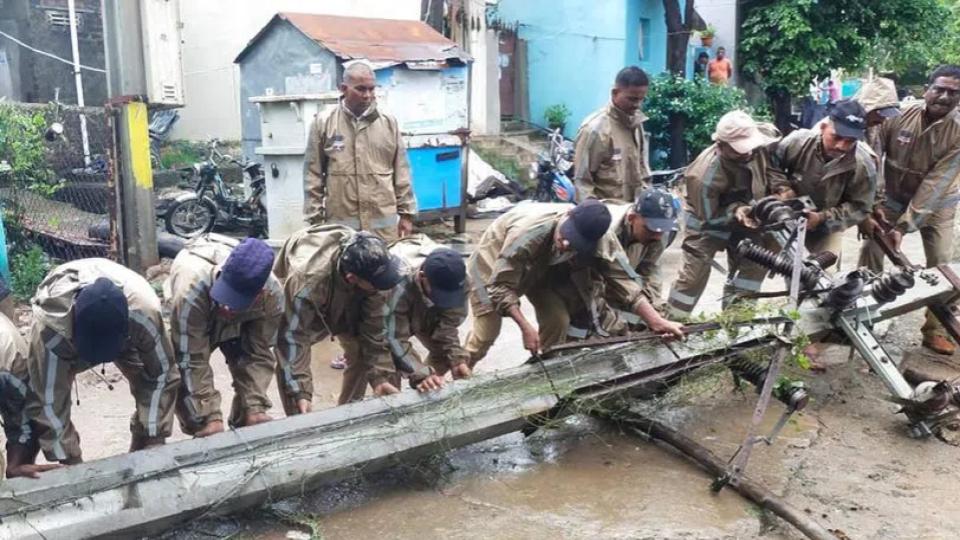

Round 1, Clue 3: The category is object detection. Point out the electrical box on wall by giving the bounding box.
[140,0,184,107]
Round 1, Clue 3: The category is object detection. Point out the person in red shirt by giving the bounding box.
[708,47,733,85]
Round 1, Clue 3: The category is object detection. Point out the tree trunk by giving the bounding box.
[769,89,793,135]
[662,0,695,167]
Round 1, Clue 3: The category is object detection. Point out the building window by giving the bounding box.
[638,18,651,61]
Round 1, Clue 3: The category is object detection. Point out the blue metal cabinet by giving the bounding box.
[406,145,463,213]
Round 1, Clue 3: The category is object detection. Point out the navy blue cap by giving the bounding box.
[211,237,275,311]
[559,199,612,256]
[635,188,679,233]
[422,248,466,309]
[341,232,403,290]
[829,99,867,140]
[74,277,128,364]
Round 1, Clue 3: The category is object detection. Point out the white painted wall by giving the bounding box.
[465,0,500,135]
[694,0,738,84]
[172,0,420,141]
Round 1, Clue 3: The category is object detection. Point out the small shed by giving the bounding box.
[235,13,472,233]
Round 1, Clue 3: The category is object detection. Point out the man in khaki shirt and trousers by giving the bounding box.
[770,100,878,257]
[303,61,417,242]
[573,66,651,202]
[165,235,283,437]
[859,65,960,354]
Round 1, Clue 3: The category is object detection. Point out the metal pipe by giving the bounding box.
[67,0,91,165]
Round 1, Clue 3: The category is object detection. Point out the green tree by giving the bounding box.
[643,74,757,169]
[740,0,948,131]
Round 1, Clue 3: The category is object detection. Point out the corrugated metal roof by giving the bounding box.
[235,13,471,65]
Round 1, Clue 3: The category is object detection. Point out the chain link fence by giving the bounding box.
[0,100,119,299]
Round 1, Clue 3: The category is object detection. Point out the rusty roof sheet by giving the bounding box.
[235,13,471,64]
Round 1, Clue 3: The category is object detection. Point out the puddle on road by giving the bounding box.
[193,415,786,540]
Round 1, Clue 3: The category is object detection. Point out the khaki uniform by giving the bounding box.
[25,259,180,462]
[339,235,469,401]
[667,143,784,317]
[273,225,394,411]
[1,312,33,478]
[465,203,649,363]
[304,102,417,242]
[771,128,877,255]
[854,78,900,158]
[164,234,284,433]
[857,103,960,338]
[573,103,650,202]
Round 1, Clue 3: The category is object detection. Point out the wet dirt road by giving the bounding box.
[39,221,960,539]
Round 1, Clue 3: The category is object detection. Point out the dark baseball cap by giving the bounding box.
[422,248,466,309]
[74,277,129,364]
[341,232,403,290]
[829,99,867,140]
[211,237,275,311]
[635,188,679,233]
[559,199,612,257]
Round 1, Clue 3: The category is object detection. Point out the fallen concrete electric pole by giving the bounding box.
[2,263,960,539]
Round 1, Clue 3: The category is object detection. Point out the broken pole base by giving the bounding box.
[593,406,838,540]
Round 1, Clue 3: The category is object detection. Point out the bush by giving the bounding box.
[643,73,762,169]
[0,103,55,190]
[543,104,571,129]
[10,246,50,301]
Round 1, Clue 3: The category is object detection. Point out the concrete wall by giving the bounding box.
[495,0,666,138]
[173,0,420,143]
[237,22,337,159]
[0,0,106,105]
[694,0,738,84]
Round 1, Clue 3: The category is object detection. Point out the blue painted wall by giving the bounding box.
[495,0,667,138]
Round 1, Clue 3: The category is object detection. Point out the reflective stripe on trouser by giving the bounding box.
[859,204,957,338]
[336,334,401,405]
[274,288,319,416]
[667,231,769,317]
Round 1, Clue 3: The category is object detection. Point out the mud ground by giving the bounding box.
[14,217,960,539]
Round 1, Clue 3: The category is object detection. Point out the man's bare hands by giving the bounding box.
[803,210,825,229]
[296,398,312,414]
[398,215,414,237]
[521,324,541,355]
[374,381,400,396]
[649,317,684,340]
[734,206,759,229]
[7,463,62,479]
[451,363,472,379]
[776,188,797,200]
[415,374,445,393]
[886,228,904,250]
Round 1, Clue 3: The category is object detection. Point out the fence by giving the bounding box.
[0,100,120,296]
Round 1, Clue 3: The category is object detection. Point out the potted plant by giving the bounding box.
[544,104,571,133]
[700,25,716,47]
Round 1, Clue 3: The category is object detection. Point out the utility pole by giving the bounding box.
[100,0,158,272]
[67,0,91,165]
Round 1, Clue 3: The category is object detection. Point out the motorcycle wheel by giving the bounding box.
[534,183,554,202]
[165,198,216,239]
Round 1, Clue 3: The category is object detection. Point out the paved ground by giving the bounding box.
[12,214,960,539]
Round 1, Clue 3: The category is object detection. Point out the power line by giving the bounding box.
[0,28,106,73]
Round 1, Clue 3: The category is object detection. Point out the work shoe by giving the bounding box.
[129,435,166,451]
[922,334,956,355]
[194,420,225,438]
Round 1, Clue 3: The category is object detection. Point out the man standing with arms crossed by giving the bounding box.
[858,65,960,355]
[573,66,651,202]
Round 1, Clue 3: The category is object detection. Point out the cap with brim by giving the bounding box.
[74,278,128,364]
[365,255,404,290]
[429,283,465,309]
[645,217,675,233]
[832,120,865,141]
[726,132,778,155]
[876,106,901,118]
[211,277,257,311]
[559,217,597,256]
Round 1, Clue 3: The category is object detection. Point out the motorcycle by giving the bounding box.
[531,128,577,203]
[159,140,268,239]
